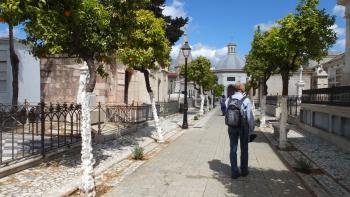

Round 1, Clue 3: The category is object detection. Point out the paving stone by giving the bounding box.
[105,110,312,197]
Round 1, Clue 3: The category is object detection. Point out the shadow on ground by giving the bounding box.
[208,159,310,197]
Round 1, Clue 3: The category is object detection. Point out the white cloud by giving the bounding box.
[171,43,227,66]
[254,22,279,32]
[163,0,187,19]
[331,24,345,37]
[333,5,345,17]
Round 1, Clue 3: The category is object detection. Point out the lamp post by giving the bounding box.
[182,41,191,129]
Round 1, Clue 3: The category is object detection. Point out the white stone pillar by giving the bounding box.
[338,0,350,85]
[296,66,305,99]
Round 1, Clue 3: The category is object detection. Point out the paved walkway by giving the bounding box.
[105,111,312,197]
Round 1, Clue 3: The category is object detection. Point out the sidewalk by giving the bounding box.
[104,110,312,197]
[0,109,200,197]
[260,115,350,197]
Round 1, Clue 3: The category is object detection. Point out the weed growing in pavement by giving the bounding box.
[295,157,312,174]
[132,145,144,160]
[194,116,199,120]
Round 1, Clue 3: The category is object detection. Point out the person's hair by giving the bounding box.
[221,95,225,98]
[234,82,245,92]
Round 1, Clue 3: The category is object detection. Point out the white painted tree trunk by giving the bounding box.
[194,89,198,107]
[260,95,266,128]
[200,88,205,116]
[279,96,288,149]
[80,92,96,197]
[149,92,164,142]
[211,94,214,109]
[205,95,210,112]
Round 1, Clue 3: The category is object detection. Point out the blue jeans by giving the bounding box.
[228,126,249,176]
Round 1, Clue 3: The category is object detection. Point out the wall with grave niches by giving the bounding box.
[40,57,82,103]
[300,104,350,139]
[40,57,125,104]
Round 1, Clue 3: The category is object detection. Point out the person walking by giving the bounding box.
[225,82,255,179]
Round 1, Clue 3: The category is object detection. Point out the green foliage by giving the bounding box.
[246,0,336,96]
[213,84,224,97]
[145,0,189,45]
[132,145,144,160]
[117,9,171,71]
[180,56,216,91]
[25,0,114,58]
[193,116,199,120]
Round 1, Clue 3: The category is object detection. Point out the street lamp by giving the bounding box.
[182,41,191,129]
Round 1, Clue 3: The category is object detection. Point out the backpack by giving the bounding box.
[225,95,247,128]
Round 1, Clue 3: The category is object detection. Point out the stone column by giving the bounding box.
[296,66,305,99]
[338,0,350,85]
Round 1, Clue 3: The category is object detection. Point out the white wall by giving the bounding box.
[215,72,247,97]
[0,39,40,104]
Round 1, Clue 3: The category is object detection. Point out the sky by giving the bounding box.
[164,0,347,66]
[0,0,347,66]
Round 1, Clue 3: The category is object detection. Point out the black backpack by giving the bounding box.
[225,96,247,128]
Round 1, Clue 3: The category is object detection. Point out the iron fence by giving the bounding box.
[0,103,81,166]
[288,96,300,117]
[266,96,279,106]
[302,86,350,106]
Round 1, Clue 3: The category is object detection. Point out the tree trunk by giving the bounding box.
[205,94,210,112]
[211,91,214,109]
[9,24,19,106]
[143,70,164,142]
[194,88,198,107]
[124,69,133,104]
[80,57,96,197]
[279,96,288,149]
[279,72,289,149]
[200,88,205,116]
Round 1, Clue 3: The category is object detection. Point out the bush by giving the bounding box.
[194,116,199,120]
[132,145,144,160]
[295,157,312,174]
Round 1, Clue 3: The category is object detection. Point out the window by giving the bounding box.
[227,77,235,82]
[0,62,7,92]
[0,50,7,92]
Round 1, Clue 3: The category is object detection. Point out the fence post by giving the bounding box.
[40,102,45,156]
[98,102,101,135]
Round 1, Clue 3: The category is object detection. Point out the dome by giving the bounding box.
[215,43,245,70]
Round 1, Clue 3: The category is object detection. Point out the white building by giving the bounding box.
[213,42,247,97]
[0,38,40,104]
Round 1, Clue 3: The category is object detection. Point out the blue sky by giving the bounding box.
[0,0,346,65]
[164,0,346,65]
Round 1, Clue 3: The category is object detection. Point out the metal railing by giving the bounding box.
[288,96,300,117]
[266,96,279,106]
[0,103,81,166]
[302,86,350,106]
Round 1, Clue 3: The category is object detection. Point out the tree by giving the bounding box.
[245,27,278,127]
[252,0,336,148]
[146,0,189,45]
[118,9,171,142]
[24,1,142,195]
[122,0,188,105]
[180,56,212,115]
[213,84,224,97]
[0,0,32,106]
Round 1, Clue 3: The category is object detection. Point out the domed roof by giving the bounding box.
[215,43,245,70]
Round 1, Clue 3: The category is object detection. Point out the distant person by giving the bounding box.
[220,95,226,116]
[225,82,255,179]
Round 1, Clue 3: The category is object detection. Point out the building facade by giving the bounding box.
[213,43,247,97]
[0,38,40,104]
